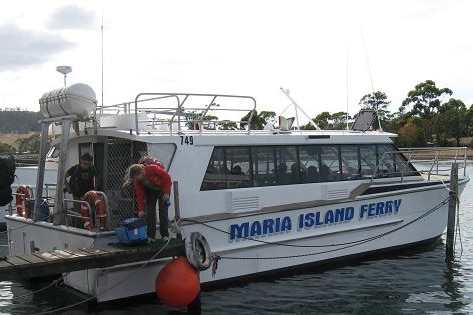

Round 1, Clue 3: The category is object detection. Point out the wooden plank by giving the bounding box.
[21,254,49,264]
[95,245,124,254]
[0,260,14,268]
[61,249,88,257]
[74,249,97,257]
[0,240,187,281]
[5,256,31,266]
[52,250,84,259]
[79,247,115,255]
[37,251,65,261]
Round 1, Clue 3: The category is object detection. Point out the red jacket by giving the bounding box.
[134,164,172,212]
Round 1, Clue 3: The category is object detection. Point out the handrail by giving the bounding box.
[64,191,108,231]
[374,147,468,181]
[94,92,257,136]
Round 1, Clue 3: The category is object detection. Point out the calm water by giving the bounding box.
[1,168,473,315]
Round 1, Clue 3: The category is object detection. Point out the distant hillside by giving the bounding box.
[0,111,42,133]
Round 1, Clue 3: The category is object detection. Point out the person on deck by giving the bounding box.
[64,153,99,209]
[123,163,172,240]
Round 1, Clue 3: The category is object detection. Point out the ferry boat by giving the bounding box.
[4,83,470,303]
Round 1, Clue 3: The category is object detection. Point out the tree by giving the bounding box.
[331,111,350,130]
[310,112,330,130]
[465,105,473,137]
[0,143,16,154]
[395,121,425,147]
[240,110,276,130]
[436,99,467,146]
[358,91,392,131]
[218,120,238,130]
[400,80,452,145]
[15,134,41,153]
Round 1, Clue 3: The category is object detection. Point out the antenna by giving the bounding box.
[346,46,349,130]
[280,88,320,130]
[101,5,104,111]
[361,32,383,131]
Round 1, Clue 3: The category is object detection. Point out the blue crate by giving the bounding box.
[115,217,147,245]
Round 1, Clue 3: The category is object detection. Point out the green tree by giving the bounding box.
[240,110,276,130]
[400,80,452,144]
[218,120,238,130]
[358,91,392,131]
[331,112,350,130]
[436,99,466,146]
[0,143,16,154]
[465,105,473,137]
[395,121,425,147]
[310,112,330,130]
[301,111,349,130]
[15,134,41,153]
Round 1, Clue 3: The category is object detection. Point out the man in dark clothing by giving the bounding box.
[64,153,99,216]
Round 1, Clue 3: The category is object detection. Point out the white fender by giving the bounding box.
[185,232,212,271]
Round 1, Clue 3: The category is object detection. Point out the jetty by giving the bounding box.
[0,239,185,281]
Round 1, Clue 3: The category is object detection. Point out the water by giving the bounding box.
[1,169,473,315]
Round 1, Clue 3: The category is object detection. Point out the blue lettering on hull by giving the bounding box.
[229,198,402,241]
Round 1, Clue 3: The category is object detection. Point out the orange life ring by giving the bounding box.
[81,190,107,231]
[15,185,33,218]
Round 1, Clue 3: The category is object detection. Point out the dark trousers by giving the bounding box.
[144,188,169,238]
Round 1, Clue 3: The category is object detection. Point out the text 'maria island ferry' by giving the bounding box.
[5,83,469,303]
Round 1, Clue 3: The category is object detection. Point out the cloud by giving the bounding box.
[45,5,97,30]
[0,24,74,72]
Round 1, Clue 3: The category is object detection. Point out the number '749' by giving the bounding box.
[180,136,194,145]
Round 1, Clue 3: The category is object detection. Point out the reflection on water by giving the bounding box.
[1,169,473,314]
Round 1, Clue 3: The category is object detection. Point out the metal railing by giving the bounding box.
[94,92,257,136]
[375,147,468,181]
[64,191,109,231]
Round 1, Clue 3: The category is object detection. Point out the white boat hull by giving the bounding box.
[5,179,464,302]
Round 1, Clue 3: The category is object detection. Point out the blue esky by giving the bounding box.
[0,0,472,120]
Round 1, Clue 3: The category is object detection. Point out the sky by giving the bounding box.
[1,0,472,121]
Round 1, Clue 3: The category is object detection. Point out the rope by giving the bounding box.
[185,196,451,261]
[9,274,68,300]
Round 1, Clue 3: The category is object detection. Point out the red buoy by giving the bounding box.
[156,256,200,308]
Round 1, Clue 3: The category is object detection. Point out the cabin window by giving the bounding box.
[298,146,320,183]
[319,145,341,181]
[200,143,419,191]
[252,147,277,186]
[359,145,377,178]
[378,144,418,177]
[378,144,397,177]
[202,148,228,190]
[226,147,251,188]
[340,145,360,180]
[201,147,252,190]
[275,146,299,185]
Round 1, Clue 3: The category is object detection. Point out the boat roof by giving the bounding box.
[42,87,396,144]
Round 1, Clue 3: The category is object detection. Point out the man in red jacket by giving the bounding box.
[123,163,172,240]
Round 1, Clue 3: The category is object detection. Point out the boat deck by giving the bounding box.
[0,239,185,281]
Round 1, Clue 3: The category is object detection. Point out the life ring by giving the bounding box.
[15,185,33,218]
[185,232,212,271]
[81,190,107,231]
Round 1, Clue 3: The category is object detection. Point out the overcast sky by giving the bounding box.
[1,0,472,120]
